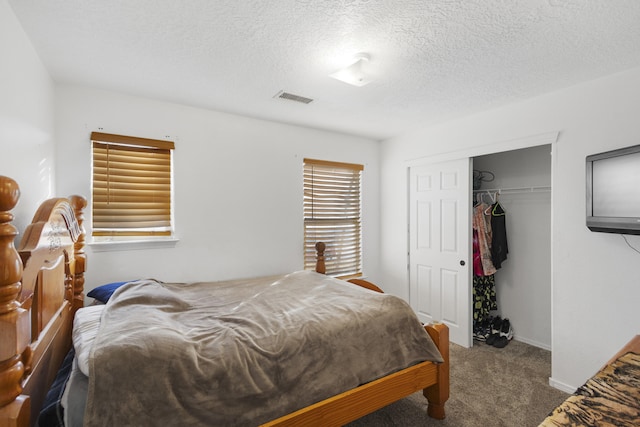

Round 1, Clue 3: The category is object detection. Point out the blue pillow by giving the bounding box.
[87,281,131,304]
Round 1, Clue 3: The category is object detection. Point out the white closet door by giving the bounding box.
[409,159,472,347]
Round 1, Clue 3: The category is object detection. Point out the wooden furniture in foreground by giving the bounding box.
[539,335,640,426]
[602,334,640,367]
[0,179,448,426]
[0,176,86,427]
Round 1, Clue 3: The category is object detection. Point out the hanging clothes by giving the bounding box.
[473,275,498,324]
[472,198,498,326]
[473,202,496,276]
[472,229,484,276]
[490,201,509,269]
[472,191,510,334]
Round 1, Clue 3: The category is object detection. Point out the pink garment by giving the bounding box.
[473,203,496,276]
[472,229,484,276]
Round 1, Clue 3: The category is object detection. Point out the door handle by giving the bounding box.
[460,260,465,266]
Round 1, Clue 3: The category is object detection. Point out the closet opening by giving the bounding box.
[471,144,552,350]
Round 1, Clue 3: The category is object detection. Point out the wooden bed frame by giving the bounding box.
[0,176,86,427]
[0,176,449,427]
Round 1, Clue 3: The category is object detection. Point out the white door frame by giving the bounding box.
[405,131,559,347]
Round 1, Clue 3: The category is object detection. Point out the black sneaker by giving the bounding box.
[485,316,502,345]
[473,318,492,342]
[493,318,513,348]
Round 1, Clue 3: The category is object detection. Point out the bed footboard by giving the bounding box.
[305,241,449,425]
[262,321,449,426]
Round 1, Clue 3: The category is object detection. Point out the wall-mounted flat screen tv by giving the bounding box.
[586,143,640,235]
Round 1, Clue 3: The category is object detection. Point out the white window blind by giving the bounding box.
[91,132,174,238]
[303,158,363,278]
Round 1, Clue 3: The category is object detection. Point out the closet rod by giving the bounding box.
[472,185,551,194]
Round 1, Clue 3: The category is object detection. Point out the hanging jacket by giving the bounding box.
[490,202,508,269]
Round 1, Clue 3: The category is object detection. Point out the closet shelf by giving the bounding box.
[472,185,551,194]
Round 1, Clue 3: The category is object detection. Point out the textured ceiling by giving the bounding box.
[9,0,640,140]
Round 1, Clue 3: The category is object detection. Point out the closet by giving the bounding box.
[471,144,552,350]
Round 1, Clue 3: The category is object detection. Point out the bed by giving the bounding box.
[539,335,640,426]
[0,175,450,427]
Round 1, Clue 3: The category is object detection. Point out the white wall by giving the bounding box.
[381,67,640,391]
[54,85,380,292]
[0,0,55,233]
[474,145,552,350]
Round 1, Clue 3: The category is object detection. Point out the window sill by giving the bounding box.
[88,237,179,252]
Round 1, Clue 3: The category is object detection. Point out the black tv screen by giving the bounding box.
[586,144,640,234]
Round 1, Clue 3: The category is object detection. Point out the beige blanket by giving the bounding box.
[85,271,443,426]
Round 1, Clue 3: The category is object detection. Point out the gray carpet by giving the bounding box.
[346,340,570,427]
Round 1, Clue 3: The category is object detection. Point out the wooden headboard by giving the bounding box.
[0,176,86,427]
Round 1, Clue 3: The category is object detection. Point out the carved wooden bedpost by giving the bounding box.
[0,176,30,425]
[315,242,326,274]
[69,195,87,313]
[424,322,450,419]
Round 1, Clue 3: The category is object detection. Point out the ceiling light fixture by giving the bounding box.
[329,53,372,87]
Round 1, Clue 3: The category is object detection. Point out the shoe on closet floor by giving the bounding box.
[473,325,486,342]
[473,317,493,342]
[493,318,513,348]
[485,316,502,346]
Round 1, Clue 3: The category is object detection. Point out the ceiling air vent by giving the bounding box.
[274,90,313,104]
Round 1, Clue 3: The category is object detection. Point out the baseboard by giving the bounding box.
[513,335,551,351]
[548,377,576,394]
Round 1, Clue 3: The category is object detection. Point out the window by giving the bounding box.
[91,132,174,240]
[303,158,363,278]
